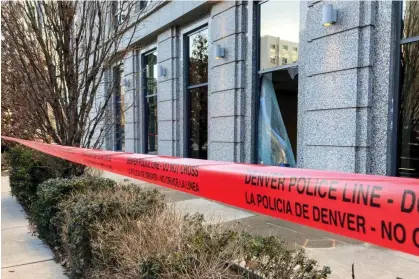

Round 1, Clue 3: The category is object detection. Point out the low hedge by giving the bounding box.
[6,146,331,279]
[58,185,166,278]
[7,145,62,209]
[87,209,331,279]
[6,145,85,210]
[29,176,117,248]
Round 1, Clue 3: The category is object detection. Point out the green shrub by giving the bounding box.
[29,176,116,248]
[137,213,243,279]
[7,145,85,209]
[240,233,331,278]
[137,214,331,279]
[89,206,331,279]
[7,145,61,209]
[58,185,165,279]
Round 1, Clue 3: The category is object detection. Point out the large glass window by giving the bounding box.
[186,27,208,159]
[257,1,299,166]
[259,0,299,71]
[397,1,419,177]
[114,63,125,151]
[144,51,158,154]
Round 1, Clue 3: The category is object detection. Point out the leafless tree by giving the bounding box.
[1,1,156,148]
[399,1,419,155]
[1,34,42,141]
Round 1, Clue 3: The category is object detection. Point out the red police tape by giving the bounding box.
[2,136,419,256]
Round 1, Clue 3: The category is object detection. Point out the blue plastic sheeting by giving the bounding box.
[257,74,296,167]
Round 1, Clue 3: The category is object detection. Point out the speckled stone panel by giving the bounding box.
[158,38,175,63]
[156,59,174,81]
[369,1,395,175]
[209,62,238,93]
[125,123,135,139]
[359,26,374,67]
[124,88,136,108]
[210,116,237,143]
[158,79,175,102]
[211,34,245,68]
[305,108,368,147]
[158,100,174,121]
[211,6,238,42]
[211,1,236,17]
[157,32,177,156]
[158,140,173,156]
[124,100,135,123]
[355,146,369,174]
[158,28,174,43]
[208,142,236,162]
[306,1,361,42]
[297,0,393,175]
[125,138,135,153]
[304,145,356,173]
[209,90,241,118]
[207,1,248,163]
[158,120,173,141]
[305,68,370,111]
[124,57,134,76]
[307,28,359,76]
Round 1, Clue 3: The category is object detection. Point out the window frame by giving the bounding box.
[142,49,158,154]
[183,25,209,159]
[391,1,419,176]
[254,0,299,164]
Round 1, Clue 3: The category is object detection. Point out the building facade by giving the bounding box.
[99,0,419,178]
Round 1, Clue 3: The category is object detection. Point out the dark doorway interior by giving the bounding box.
[257,68,298,166]
[272,69,298,155]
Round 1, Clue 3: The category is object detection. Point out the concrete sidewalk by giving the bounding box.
[103,171,419,279]
[1,176,67,279]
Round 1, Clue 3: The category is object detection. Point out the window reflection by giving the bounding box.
[144,51,158,154]
[260,1,299,70]
[114,63,125,151]
[189,29,208,85]
[147,95,157,153]
[189,87,208,160]
[402,0,419,38]
[187,27,208,159]
[398,42,419,177]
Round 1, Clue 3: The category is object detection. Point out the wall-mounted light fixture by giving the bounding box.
[322,4,337,27]
[214,44,225,59]
[124,78,131,89]
[157,65,167,77]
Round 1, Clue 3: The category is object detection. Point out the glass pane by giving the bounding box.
[144,51,157,97]
[147,95,158,153]
[402,0,419,39]
[260,1,300,70]
[189,86,208,159]
[257,69,298,166]
[114,64,125,151]
[188,28,208,85]
[398,41,419,177]
[120,64,125,151]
